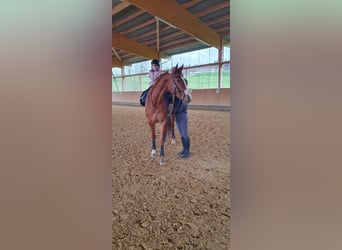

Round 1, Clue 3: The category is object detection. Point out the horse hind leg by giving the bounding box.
[151,145,157,157]
[149,121,157,157]
[169,114,176,145]
[171,128,176,145]
[160,146,166,165]
[159,122,167,165]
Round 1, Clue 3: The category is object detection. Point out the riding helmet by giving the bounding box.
[151,59,160,67]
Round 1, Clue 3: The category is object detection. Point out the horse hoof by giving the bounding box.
[151,149,157,157]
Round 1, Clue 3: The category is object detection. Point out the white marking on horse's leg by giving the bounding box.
[171,139,176,145]
[160,158,166,166]
[151,149,157,157]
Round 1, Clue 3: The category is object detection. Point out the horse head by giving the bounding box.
[169,64,187,100]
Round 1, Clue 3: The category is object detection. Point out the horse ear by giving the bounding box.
[179,64,184,71]
[172,64,178,73]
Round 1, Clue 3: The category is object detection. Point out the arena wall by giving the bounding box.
[112,89,230,110]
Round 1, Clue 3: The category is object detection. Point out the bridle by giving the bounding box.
[171,73,187,101]
[169,72,187,116]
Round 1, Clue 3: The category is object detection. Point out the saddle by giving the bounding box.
[139,87,173,108]
[139,88,149,107]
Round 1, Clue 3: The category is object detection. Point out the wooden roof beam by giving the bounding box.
[118,1,202,34]
[212,25,230,33]
[160,37,196,49]
[112,57,123,68]
[206,15,230,26]
[120,19,155,34]
[161,40,201,51]
[194,2,229,17]
[181,0,202,9]
[126,5,230,46]
[144,31,185,46]
[112,31,161,59]
[130,23,169,41]
[113,10,145,28]
[112,1,131,15]
[112,48,121,61]
[125,0,222,48]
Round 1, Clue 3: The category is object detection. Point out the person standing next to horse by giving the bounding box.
[140,59,161,106]
[174,87,192,158]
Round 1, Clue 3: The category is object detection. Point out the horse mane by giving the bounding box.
[149,71,170,102]
[150,65,182,91]
[150,71,168,90]
[147,65,183,106]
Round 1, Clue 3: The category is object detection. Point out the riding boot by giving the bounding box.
[177,137,185,155]
[181,137,190,158]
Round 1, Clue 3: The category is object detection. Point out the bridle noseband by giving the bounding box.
[171,73,186,100]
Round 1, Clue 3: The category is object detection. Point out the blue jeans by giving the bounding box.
[175,111,190,157]
[175,112,189,140]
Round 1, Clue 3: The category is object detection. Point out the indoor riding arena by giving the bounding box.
[112,0,230,249]
[112,91,230,249]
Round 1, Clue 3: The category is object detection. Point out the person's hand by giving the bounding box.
[168,103,173,113]
[184,88,192,95]
[184,94,192,104]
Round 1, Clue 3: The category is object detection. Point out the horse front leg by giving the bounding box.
[159,121,167,165]
[149,122,157,157]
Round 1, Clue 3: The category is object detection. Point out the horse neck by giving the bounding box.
[150,75,171,104]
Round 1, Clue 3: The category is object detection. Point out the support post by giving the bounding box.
[217,35,223,93]
[121,67,125,93]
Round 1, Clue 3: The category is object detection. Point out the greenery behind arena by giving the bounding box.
[112,72,230,92]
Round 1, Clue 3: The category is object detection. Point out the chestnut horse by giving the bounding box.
[145,64,187,165]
